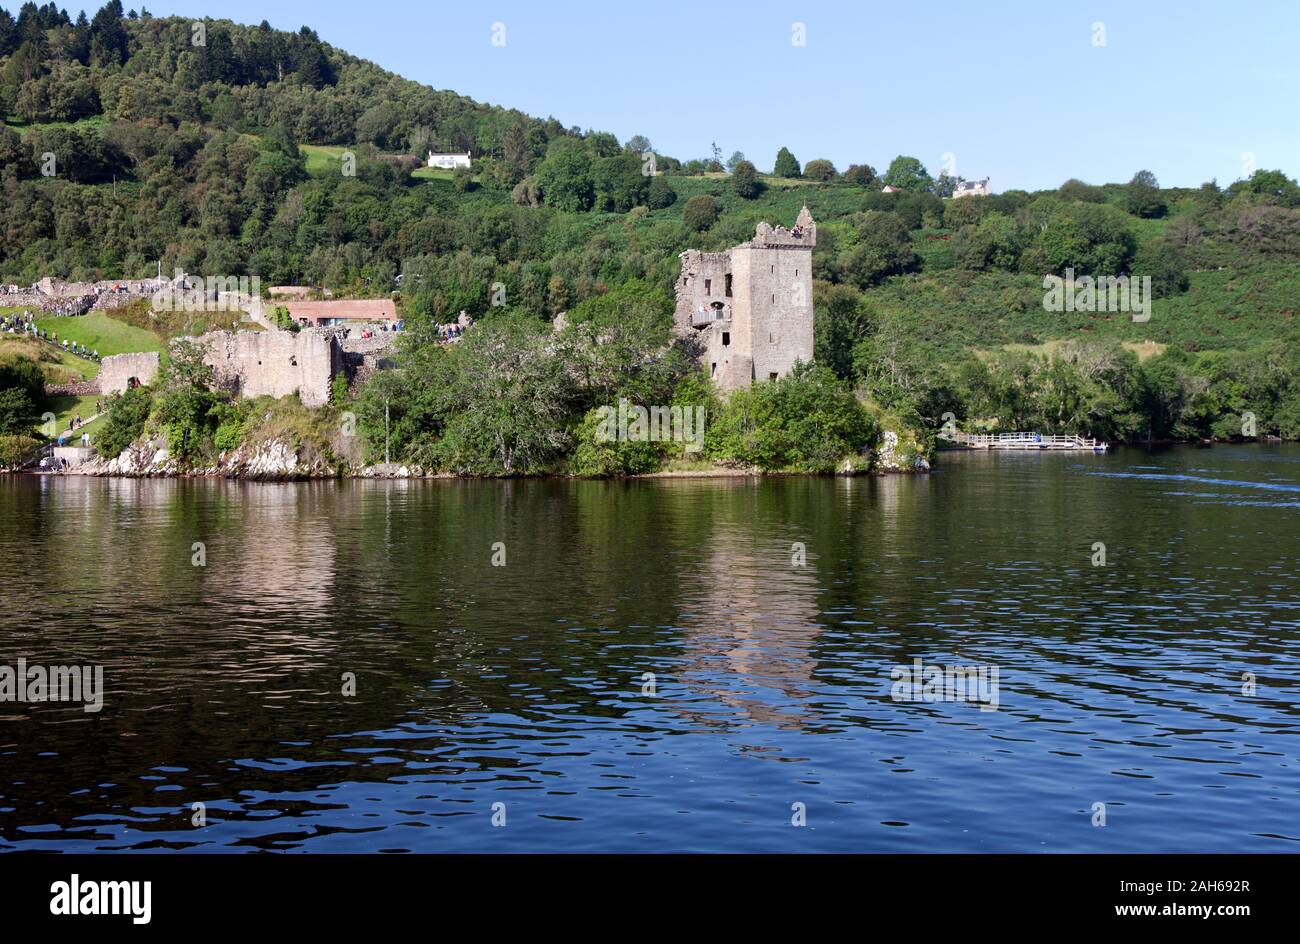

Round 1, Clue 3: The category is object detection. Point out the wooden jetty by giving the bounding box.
[940,431,1109,452]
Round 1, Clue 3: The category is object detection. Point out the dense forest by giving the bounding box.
[2,4,1300,473]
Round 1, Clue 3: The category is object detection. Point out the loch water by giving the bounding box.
[1,445,1298,852]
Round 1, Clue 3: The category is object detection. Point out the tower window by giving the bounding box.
[724,274,732,297]
[705,278,711,295]
[711,362,717,377]
[769,372,779,381]
[722,331,730,346]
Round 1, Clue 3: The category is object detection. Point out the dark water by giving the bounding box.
[1,445,1298,853]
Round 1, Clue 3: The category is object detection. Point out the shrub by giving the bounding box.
[706,365,877,471]
[647,175,677,209]
[96,386,153,458]
[803,159,837,182]
[569,406,662,476]
[0,433,39,468]
[683,195,719,232]
[731,160,762,199]
[331,372,350,405]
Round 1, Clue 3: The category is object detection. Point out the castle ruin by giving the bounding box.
[674,207,816,391]
[98,351,161,394]
[195,329,341,407]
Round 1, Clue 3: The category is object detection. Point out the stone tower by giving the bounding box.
[674,207,816,391]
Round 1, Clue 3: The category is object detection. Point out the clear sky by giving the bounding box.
[135,0,1299,192]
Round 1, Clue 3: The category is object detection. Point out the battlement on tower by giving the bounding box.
[743,205,817,249]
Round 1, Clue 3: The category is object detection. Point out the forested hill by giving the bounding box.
[0,4,570,152]
[0,3,586,284]
[4,2,1300,458]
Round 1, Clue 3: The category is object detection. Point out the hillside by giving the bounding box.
[1,5,1299,471]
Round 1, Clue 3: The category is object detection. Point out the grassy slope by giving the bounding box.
[46,393,107,440]
[301,143,347,175]
[2,114,108,134]
[33,311,163,357]
[0,332,99,381]
[860,262,1300,359]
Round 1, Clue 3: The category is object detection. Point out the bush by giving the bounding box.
[214,418,245,452]
[683,195,719,232]
[647,175,677,209]
[803,159,837,182]
[0,433,40,468]
[569,406,662,476]
[1132,240,1190,297]
[331,372,350,405]
[706,365,877,471]
[731,160,762,199]
[96,386,154,458]
[272,305,301,332]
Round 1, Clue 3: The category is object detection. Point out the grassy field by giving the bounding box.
[301,143,348,175]
[411,166,457,181]
[33,311,163,357]
[2,114,108,134]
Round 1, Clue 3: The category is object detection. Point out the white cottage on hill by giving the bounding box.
[427,150,472,170]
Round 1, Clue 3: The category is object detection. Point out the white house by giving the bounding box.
[427,150,472,170]
[952,177,991,198]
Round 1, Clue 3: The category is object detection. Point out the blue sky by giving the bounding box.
[132,1,1300,191]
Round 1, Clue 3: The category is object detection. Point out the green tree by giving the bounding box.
[536,138,595,212]
[773,147,801,179]
[1126,169,1165,218]
[592,152,650,211]
[647,175,677,209]
[731,159,761,199]
[882,155,933,193]
[842,163,878,187]
[96,385,153,457]
[682,195,719,232]
[803,159,836,182]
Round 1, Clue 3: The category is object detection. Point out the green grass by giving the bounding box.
[2,114,108,134]
[45,394,106,441]
[857,259,1300,362]
[301,143,348,175]
[0,332,99,381]
[33,312,163,358]
[411,166,457,181]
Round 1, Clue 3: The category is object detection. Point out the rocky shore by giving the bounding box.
[42,435,931,480]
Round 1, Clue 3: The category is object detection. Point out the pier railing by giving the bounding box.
[940,431,1108,450]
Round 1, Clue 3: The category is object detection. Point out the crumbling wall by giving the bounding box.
[98,351,161,395]
[674,250,733,333]
[674,209,816,391]
[195,329,338,407]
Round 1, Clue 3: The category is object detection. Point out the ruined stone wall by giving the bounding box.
[673,250,734,333]
[736,244,814,383]
[674,209,815,391]
[98,351,161,395]
[196,329,338,407]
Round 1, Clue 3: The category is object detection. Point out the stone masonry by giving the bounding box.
[674,207,816,391]
[98,351,162,395]
[195,329,340,407]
